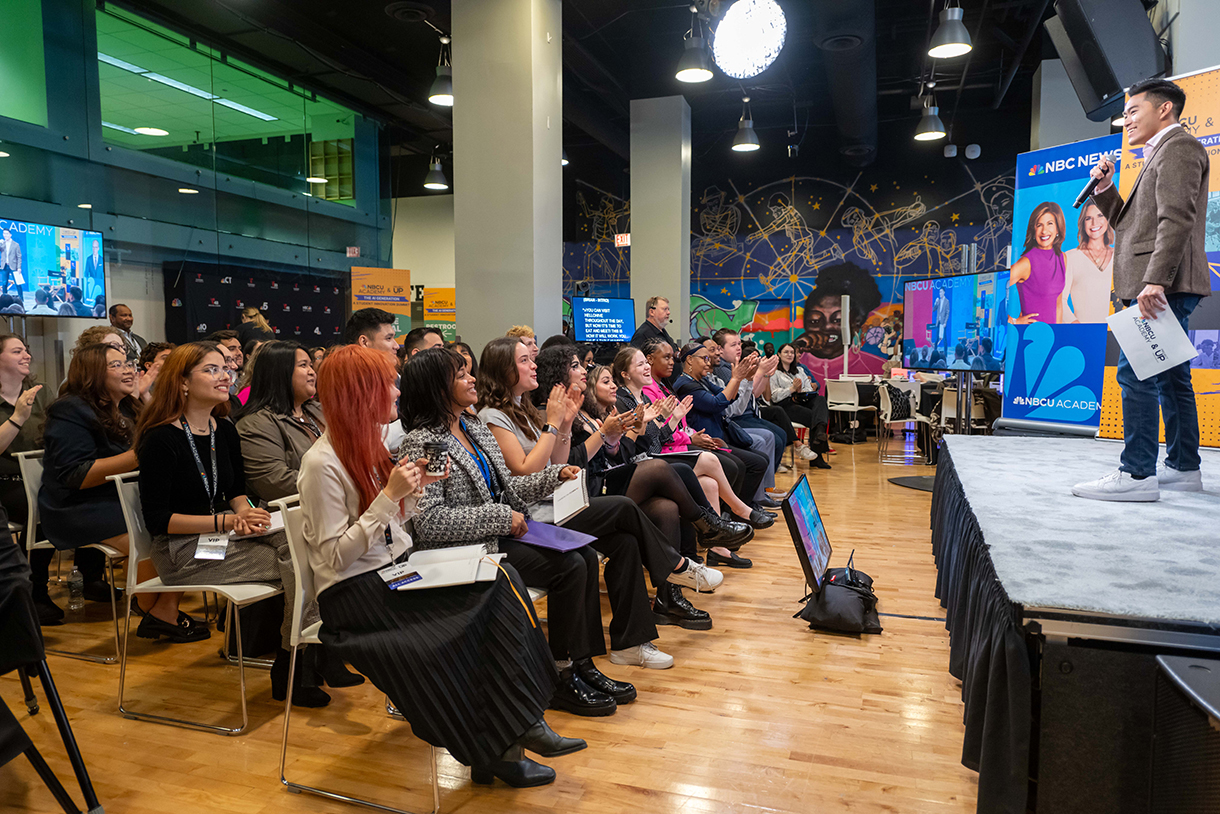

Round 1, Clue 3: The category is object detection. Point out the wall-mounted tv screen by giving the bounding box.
[902,270,1010,372]
[0,218,106,317]
[572,296,636,343]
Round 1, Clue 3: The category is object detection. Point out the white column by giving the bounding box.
[452,0,562,352]
[1164,0,1220,76]
[629,96,691,343]
[1030,60,1110,150]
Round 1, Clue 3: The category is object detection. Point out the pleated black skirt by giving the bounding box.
[316,562,557,767]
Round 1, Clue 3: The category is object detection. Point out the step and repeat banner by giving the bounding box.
[1004,64,1220,446]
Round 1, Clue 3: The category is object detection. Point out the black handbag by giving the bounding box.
[721,418,755,450]
[882,381,912,421]
[794,553,882,635]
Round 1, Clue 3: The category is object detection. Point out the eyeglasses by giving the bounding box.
[197,365,228,379]
[107,361,136,371]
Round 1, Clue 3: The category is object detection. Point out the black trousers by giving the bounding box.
[723,444,768,505]
[566,495,672,623]
[771,397,830,453]
[499,540,605,662]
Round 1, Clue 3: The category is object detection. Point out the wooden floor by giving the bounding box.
[1,440,977,814]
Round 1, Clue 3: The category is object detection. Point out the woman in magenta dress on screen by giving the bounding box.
[1008,202,1068,324]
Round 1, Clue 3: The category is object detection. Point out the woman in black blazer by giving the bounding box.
[40,343,202,642]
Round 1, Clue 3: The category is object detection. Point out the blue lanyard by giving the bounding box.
[458,420,496,494]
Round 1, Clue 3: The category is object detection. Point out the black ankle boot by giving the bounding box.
[270,647,331,708]
[691,507,753,550]
[574,658,636,704]
[317,646,365,688]
[548,666,617,717]
[518,718,587,757]
[470,744,556,787]
[652,583,712,630]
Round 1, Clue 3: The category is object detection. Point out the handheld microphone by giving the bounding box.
[1073,175,1102,209]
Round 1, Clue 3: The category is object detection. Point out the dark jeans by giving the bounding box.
[1116,293,1202,478]
[721,445,768,506]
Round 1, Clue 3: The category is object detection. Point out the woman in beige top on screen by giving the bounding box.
[1062,202,1115,323]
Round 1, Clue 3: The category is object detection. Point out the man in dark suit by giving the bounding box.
[109,303,146,362]
[1072,79,1210,502]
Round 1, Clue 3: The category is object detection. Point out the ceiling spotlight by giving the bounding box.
[306,176,328,184]
[429,36,454,106]
[178,188,199,194]
[676,6,713,83]
[0,152,8,158]
[732,96,760,152]
[133,126,169,136]
[77,203,92,209]
[713,0,787,80]
[928,3,972,59]
[914,98,946,141]
[423,152,449,190]
[562,148,570,166]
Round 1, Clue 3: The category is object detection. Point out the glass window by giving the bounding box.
[95,6,357,205]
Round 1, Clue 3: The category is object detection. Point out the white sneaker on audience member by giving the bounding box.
[610,641,674,670]
[797,445,817,461]
[1071,469,1159,502]
[1156,462,1203,492]
[667,559,723,592]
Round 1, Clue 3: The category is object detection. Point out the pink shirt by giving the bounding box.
[641,381,692,452]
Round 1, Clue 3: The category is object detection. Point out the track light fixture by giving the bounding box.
[562,148,570,166]
[423,148,449,190]
[731,96,760,152]
[429,35,453,106]
[914,96,946,141]
[676,5,713,83]
[928,2,972,59]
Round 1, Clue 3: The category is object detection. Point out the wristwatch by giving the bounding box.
[540,423,558,436]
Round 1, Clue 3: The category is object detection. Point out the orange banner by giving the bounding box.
[350,267,411,340]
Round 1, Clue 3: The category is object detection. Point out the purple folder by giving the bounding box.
[518,521,597,552]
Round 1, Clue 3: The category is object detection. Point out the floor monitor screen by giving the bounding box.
[782,475,833,592]
[571,297,636,343]
[0,218,107,317]
[902,270,1010,372]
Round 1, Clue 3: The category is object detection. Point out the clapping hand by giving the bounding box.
[599,407,628,441]
[12,385,42,426]
[544,384,568,428]
[640,401,663,426]
[562,385,583,426]
[672,395,694,421]
[653,394,678,419]
[759,355,779,376]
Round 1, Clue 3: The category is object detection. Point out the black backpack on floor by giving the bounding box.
[794,553,882,635]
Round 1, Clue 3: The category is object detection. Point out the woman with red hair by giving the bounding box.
[297,345,582,789]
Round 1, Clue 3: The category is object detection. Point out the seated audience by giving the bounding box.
[237,306,275,347]
[300,345,582,788]
[711,330,787,480]
[770,343,831,469]
[41,344,202,640]
[402,344,647,708]
[447,341,478,378]
[308,346,326,367]
[506,325,539,359]
[402,326,445,360]
[134,343,318,701]
[344,308,400,365]
[630,296,678,352]
[29,288,57,315]
[206,330,245,386]
[539,334,572,353]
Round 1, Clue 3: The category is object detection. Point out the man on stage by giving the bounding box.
[1072,79,1210,502]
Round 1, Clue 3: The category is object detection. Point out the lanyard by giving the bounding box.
[292,411,321,437]
[458,420,499,497]
[180,418,218,514]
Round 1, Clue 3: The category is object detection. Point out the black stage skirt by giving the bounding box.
[316,563,558,767]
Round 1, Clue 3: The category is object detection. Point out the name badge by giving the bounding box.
[377,562,422,590]
[195,532,229,560]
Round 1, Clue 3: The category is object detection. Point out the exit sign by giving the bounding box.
[614,233,630,247]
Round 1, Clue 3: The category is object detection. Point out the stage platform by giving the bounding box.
[931,436,1220,814]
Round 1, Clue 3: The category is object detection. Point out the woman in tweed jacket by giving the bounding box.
[400,348,643,718]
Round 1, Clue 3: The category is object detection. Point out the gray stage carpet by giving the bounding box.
[943,435,1220,625]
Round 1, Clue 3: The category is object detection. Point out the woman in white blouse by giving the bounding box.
[1061,202,1115,324]
[297,345,584,789]
[768,343,830,469]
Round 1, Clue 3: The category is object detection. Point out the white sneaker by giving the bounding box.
[796,445,817,461]
[1071,469,1159,502]
[667,559,724,593]
[609,641,674,670]
[777,462,792,473]
[1156,462,1203,492]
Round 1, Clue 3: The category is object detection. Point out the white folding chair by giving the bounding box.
[877,385,932,466]
[17,450,125,664]
[941,389,987,432]
[275,495,441,814]
[826,379,877,435]
[110,472,282,735]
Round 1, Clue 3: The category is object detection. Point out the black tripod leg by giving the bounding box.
[20,664,39,715]
[24,744,81,814]
[35,661,102,813]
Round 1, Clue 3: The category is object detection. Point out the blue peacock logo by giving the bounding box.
[1005,322,1101,422]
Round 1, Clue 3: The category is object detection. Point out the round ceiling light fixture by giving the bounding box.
[928,3,972,59]
[914,99,947,142]
[676,5,714,83]
[134,126,169,136]
[731,96,761,152]
[712,0,787,80]
[429,36,454,106]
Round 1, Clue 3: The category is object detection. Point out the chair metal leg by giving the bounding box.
[45,555,122,665]
[119,592,255,735]
[20,665,39,715]
[218,599,273,670]
[24,745,81,814]
[35,661,103,813]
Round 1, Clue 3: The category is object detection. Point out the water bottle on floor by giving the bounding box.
[68,566,85,612]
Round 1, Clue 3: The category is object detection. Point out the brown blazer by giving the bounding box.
[234,401,325,503]
[1092,125,1211,301]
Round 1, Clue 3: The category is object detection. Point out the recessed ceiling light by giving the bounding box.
[178,188,199,194]
[133,127,169,136]
[0,151,9,158]
[306,176,328,184]
[77,203,92,209]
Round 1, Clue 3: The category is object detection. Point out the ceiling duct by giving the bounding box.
[810,0,878,167]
